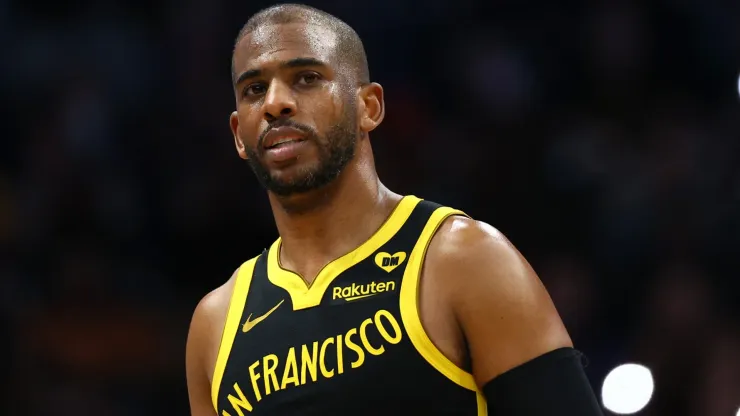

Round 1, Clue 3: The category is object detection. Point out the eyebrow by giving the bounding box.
[234,57,328,85]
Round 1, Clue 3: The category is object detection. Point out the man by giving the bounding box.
[186,4,603,415]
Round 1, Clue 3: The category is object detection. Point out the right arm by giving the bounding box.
[186,271,238,416]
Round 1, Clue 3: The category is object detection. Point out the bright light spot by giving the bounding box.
[735,406,740,416]
[737,73,740,98]
[601,363,654,414]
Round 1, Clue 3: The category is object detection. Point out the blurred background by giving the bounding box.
[1,0,739,414]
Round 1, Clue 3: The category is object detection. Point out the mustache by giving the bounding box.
[258,119,318,148]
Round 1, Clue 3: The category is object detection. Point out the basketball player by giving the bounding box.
[186,4,603,415]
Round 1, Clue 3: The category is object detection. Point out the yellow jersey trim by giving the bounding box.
[267,195,421,310]
[476,392,488,415]
[399,206,488,415]
[211,256,259,412]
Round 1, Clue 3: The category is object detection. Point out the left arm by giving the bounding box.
[425,217,603,415]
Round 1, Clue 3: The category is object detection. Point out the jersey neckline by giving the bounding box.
[267,195,421,310]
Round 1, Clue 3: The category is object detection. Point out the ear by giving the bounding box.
[230,111,248,160]
[358,82,385,134]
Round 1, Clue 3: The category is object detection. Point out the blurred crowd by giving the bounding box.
[1,0,738,415]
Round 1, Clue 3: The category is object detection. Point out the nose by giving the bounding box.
[262,80,297,122]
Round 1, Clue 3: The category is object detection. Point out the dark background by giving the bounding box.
[1,0,739,415]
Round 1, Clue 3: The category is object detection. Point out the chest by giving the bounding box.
[219,261,429,413]
[211,198,481,415]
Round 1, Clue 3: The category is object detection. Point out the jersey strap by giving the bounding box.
[211,256,260,412]
[398,206,488,415]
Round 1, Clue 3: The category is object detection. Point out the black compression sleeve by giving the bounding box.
[482,347,604,416]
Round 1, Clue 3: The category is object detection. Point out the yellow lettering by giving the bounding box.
[281,346,300,389]
[226,309,406,413]
[226,382,253,415]
[262,354,280,396]
[248,361,262,402]
[300,341,318,384]
[375,310,402,344]
[336,334,344,374]
[345,328,365,368]
[360,318,384,355]
[332,281,397,300]
[319,337,335,378]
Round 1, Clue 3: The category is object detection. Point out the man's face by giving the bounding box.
[230,22,359,196]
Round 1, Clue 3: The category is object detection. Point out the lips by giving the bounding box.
[263,126,307,149]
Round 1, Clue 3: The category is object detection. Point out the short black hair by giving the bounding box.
[231,3,370,86]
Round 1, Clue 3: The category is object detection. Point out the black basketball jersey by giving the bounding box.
[211,196,487,415]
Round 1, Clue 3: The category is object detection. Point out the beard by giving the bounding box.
[244,110,358,197]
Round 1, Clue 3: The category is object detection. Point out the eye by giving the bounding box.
[244,83,267,97]
[297,72,321,86]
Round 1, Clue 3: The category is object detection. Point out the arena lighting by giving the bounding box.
[601,363,654,414]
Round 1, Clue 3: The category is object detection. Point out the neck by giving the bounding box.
[268,155,402,284]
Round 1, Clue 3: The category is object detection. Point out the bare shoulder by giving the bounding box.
[425,215,524,288]
[193,271,239,331]
[185,269,239,416]
[186,267,243,415]
[187,269,240,382]
[430,216,512,256]
[424,215,541,323]
[425,215,572,386]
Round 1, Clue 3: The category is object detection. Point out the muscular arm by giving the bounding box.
[186,272,237,416]
[425,217,602,414]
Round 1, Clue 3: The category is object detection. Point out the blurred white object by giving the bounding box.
[601,363,655,414]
